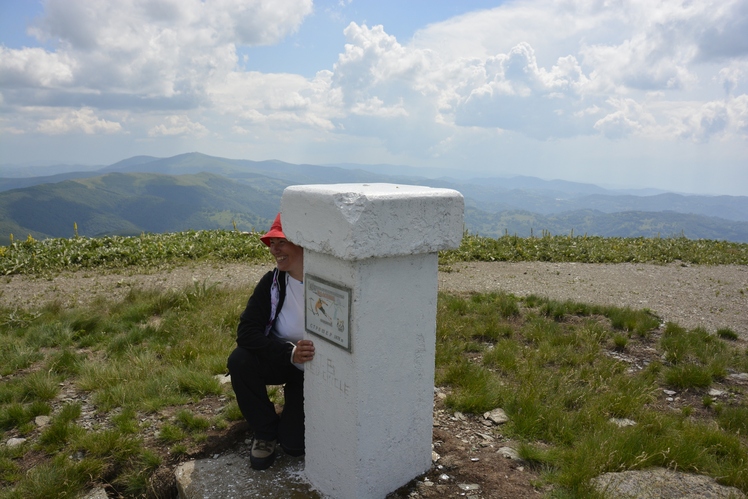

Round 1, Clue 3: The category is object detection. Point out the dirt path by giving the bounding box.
[439,261,748,339]
[3,261,746,338]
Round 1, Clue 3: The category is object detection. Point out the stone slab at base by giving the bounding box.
[175,452,320,499]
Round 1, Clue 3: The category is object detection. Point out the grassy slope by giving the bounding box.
[0,172,280,239]
[3,152,748,242]
[0,234,747,498]
[2,231,748,277]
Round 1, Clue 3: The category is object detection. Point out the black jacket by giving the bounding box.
[236,269,295,365]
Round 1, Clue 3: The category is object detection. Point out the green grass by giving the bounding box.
[524,294,661,337]
[0,278,245,498]
[660,323,732,389]
[717,328,740,341]
[1,231,746,497]
[440,232,748,266]
[2,231,748,277]
[436,292,748,496]
[0,229,272,276]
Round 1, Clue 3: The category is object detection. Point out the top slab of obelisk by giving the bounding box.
[281,183,464,261]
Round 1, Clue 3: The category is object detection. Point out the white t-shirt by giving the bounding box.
[273,274,305,369]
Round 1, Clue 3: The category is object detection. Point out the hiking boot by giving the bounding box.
[250,438,276,470]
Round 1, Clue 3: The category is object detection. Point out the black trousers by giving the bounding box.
[227,346,305,456]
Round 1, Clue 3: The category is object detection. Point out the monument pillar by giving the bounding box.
[281,183,464,499]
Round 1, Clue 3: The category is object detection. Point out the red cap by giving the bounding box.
[260,213,285,246]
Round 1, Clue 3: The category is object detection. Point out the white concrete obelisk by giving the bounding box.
[281,183,464,499]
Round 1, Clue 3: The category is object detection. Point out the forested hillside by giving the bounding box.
[0,172,277,239]
[3,153,748,242]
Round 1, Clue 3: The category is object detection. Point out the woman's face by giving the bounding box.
[267,237,303,277]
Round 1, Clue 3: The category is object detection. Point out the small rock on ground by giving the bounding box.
[591,468,746,499]
[80,488,109,499]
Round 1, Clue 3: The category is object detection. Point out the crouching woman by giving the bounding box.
[227,213,315,470]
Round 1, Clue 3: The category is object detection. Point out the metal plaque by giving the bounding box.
[305,274,352,352]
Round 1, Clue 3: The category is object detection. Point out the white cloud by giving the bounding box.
[404,0,748,140]
[1,0,747,194]
[208,70,340,131]
[0,115,25,135]
[208,0,312,46]
[716,63,748,97]
[0,47,75,87]
[333,23,437,105]
[4,0,745,146]
[351,97,408,118]
[446,43,595,138]
[668,96,748,142]
[148,115,208,137]
[300,1,748,151]
[694,0,748,60]
[320,23,456,153]
[593,98,655,139]
[11,0,312,106]
[36,108,123,134]
[732,94,748,136]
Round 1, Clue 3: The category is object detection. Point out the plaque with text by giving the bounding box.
[305,275,352,351]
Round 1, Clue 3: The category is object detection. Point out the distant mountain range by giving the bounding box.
[2,152,748,242]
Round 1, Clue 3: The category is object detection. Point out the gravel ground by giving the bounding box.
[3,260,746,339]
[439,261,748,340]
[0,262,276,310]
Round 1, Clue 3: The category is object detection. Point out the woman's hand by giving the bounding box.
[293,339,315,364]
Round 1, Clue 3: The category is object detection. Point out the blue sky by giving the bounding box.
[1,0,747,195]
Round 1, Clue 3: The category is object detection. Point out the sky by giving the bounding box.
[0,0,747,196]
